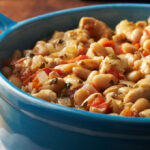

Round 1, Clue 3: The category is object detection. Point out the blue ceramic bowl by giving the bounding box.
[1,3,150,150]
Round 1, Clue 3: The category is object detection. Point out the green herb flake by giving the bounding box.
[65,82,72,89]
[57,39,64,44]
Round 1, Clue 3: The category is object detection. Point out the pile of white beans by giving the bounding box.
[2,17,150,117]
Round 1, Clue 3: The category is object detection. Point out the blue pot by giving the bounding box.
[0,3,150,150]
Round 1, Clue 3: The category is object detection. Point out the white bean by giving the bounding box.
[121,43,137,54]
[131,98,150,113]
[92,74,117,90]
[81,93,102,106]
[89,106,106,113]
[136,77,150,88]
[111,99,123,113]
[124,102,133,109]
[127,71,142,82]
[78,59,100,70]
[9,74,22,88]
[72,66,91,80]
[118,87,131,95]
[58,97,72,107]
[86,71,99,83]
[55,63,77,73]
[143,39,150,50]
[131,28,143,43]
[34,41,50,56]
[109,113,119,116]
[86,42,108,57]
[103,85,122,95]
[74,88,90,105]
[45,78,65,93]
[139,109,150,117]
[32,89,57,102]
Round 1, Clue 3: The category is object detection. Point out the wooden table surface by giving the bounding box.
[0,0,113,21]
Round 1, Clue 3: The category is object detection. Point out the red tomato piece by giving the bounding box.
[96,102,111,114]
[49,68,64,74]
[107,67,123,80]
[101,40,116,51]
[142,50,150,57]
[32,78,41,90]
[88,95,105,107]
[132,42,140,50]
[88,95,110,113]
[121,108,133,117]
[78,46,87,55]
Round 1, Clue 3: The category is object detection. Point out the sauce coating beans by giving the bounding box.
[3,17,150,117]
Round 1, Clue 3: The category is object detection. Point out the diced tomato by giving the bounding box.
[20,68,30,79]
[36,68,64,76]
[11,57,26,66]
[23,67,64,85]
[77,55,91,61]
[88,95,105,107]
[117,46,124,55]
[42,68,52,75]
[23,76,32,85]
[88,95,110,113]
[100,40,124,55]
[91,83,100,92]
[96,102,110,114]
[142,50,150,57]
[121,108,133,117]
[78,46,87,55]
[107,67,123,80]
[32,78,42,90]
[61,59,68,64]
[49,68,64,74]
[101,40,116,51]
[132,42,140,50]
[23,71,37,85]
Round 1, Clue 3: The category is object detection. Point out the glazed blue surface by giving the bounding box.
[1,3,150,150]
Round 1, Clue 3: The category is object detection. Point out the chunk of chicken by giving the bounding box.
[118,53,140,70]
[100,56,126,74]
[116,20,143,42]
[138,55,150,75]
[64,28,90,44]
[116,20,136,41]
[79,17,113,41]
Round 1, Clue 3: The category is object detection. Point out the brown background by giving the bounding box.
[0,0,113,21]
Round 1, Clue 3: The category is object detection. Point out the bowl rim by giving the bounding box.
[1,3,150,123]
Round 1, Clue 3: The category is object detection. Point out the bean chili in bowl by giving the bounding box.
[2,17,150,117]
